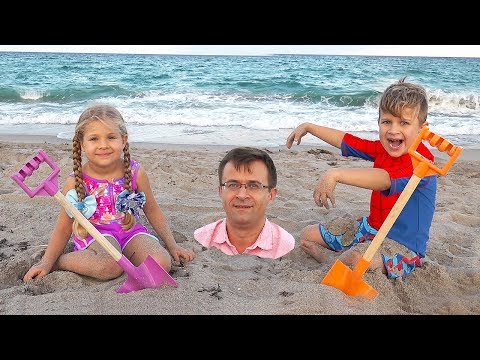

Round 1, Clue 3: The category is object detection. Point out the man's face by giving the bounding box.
[219,160,277,228]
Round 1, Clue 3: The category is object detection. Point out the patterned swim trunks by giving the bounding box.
[319,216,376,252]
[319,216,423,279]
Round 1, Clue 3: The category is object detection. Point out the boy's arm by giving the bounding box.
[286,122,346,149]
[314,167,390,209]
[333,168,391,190]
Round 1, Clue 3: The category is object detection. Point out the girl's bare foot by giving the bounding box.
[300,240,326,263]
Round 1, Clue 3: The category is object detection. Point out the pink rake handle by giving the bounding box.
[11,149,60,197]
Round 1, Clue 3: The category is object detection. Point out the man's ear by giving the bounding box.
[269,187,278,202]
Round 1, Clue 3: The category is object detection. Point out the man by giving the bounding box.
[194,147,295,259]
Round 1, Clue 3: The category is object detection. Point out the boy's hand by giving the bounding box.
[286,123,309,149]
[313,170,338,209]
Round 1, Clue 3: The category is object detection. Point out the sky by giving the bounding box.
[1,45,480,58]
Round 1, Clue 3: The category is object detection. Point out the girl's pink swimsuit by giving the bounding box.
[71,160,154,251]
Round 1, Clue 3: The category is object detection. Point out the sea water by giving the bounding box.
[1,52,478,148]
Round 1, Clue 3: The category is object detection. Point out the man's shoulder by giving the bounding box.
[194,218,226,245]
[266,219,295,246]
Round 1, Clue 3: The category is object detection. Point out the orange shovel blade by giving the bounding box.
[321,259,378,299]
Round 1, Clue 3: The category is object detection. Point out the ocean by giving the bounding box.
[0,52,479,148]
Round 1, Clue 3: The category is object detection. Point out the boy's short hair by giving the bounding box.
[379,77,428,124]
[218,147,277,187]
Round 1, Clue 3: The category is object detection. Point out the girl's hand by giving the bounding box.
[170,245,195,265]
[23,259,53,282]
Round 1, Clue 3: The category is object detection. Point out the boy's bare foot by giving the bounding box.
[300,240,326,263]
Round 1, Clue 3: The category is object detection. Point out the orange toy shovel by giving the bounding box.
[321,127,463,299]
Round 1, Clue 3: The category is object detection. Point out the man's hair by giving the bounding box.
[379,77,428,124]
[218,147,277,187]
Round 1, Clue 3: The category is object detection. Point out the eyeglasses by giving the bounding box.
[221,181,272,193]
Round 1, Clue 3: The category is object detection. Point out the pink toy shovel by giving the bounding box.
[11,149,178,293]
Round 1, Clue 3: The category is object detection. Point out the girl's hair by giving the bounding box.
[71,104,135,238]
[379,77,428,125]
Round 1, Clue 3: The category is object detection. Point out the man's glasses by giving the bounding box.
[221,181,272,193]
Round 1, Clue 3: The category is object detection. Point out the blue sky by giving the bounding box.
[1,45,480,57]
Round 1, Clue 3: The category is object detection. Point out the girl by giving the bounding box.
[24,104,195,282]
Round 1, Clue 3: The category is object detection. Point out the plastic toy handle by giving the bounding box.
[10,149,60,197]
[409,127,463,177]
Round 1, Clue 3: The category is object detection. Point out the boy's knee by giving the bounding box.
[339,248,363,267]
[300,224,319,243]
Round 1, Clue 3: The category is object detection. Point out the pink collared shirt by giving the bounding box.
[194,218,295,259]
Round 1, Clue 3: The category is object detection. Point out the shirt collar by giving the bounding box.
[213,218,274,251]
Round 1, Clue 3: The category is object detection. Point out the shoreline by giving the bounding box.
[1,134,479,161]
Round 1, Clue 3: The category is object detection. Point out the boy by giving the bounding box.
[286,78,436,279]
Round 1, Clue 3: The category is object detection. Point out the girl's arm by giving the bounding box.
[136,167,194,263]
[286,122,346,149]
[23,178,75,282]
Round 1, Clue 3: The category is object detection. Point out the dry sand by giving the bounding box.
[0,135,479,315]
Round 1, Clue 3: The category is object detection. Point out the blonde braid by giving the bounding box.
[71,135,89,239]
[121,142,136,230]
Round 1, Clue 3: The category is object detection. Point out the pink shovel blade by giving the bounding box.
[116,255,178,294]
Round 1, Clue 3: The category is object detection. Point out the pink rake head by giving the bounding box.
[11,149,60,197]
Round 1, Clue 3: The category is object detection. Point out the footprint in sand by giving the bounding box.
[450,212,480,227]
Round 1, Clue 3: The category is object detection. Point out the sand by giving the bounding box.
[0,135,479,315]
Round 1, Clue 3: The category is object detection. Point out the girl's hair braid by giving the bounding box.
[121,142,135,230]
[70,103,136,238]
[72,133,89,238]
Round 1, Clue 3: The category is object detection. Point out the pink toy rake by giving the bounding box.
[11,149,178,293]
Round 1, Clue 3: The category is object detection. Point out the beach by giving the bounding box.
[1,135,479,315]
